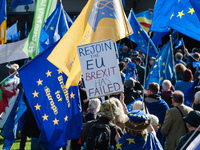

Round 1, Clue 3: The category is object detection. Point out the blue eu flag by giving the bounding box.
[11,0,33,10]
[125,62,138,81]
[18,42,83,149]
[39,2,73,53]
[128,10,159,58]
[145,32,177,89]
[190,0,200,22]
[151,0,200,42]
[1,89,27,150]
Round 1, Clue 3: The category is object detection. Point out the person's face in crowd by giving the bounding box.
[153,123,160,132]
[146,87,152,96]
[122,46,128,53]
[149,59,154,66]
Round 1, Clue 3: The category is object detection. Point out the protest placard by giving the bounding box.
[77,39,123,99]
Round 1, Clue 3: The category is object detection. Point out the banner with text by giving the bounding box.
[77,39,123,99]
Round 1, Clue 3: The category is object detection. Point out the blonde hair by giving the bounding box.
[88,98,101,114]
[110,97,127,123]
[194,91,200,105]
[162,80,172,91]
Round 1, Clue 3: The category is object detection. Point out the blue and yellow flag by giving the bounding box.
[0,0,6,25]
[39,2,73,53]
[127,10,158,58]
[47,0,133,89]
[190,0,200,22]
[145,32,177,88]
[18,43,83,149]
[151,0,200,42]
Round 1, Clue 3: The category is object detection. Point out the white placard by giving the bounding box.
[77,39,123,99]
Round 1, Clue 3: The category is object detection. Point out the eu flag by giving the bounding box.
[145,32,177,89]
[128,10,158,58]
[39,2,73,53]
[125,62,138,81]
[10,32,20,42]
[18,43,83,149]
[190,0,200,22]
[151,0,200,42]
[11,0,33,10]
[1,89,27,150]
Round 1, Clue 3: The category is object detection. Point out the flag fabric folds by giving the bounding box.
[150,0,200,42]
[136,10,153,33]
[145,35,176,88]
[189,0,200,22]
[168,0,200,42]
[6,22,17,41]
[47,0,133,89]
[10,32,20,42]
[23,0,56,58]
[152,31,169,46]
[125,62,138,81]
[175,38,183,49]
[0,38,28,64]
[11,0,33,10]
[18,43,83,150]
[39,2,73,53]
[0,20,7,44]
[0,0,6,25]
[127,10,158,58]
[0,76,20,128]
[1,89,27,150]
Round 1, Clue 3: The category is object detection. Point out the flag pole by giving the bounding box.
[169,34,177,83]
[141,31,152,114]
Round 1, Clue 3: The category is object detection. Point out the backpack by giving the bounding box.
[85,123,111,150]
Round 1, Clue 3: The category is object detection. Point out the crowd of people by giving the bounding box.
[0,43,200,150]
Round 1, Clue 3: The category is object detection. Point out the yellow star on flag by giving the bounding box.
[138,115,141,117]
[138,31,140,34]
[32,91,39,98]
[159,56,162,60]
[177,10,185,18]
[163,70,165,74]
[154,65,157,68]
[126,138,135,144]
[50,26,54,30]
[116,142,122,150]
[160,77,163,81]
[155,59,158,62]
[53,118,59,125]
[42,114,48,121]
[170,12,174,20]
[101,12,105,15]
[70,92,75,99]
[14,115,17,120]
[46,70,52,77]
[150,71,153,74]
[57,69,63,74]
[162,62,165,66]
[37,79,43,86]
[188,8,194,15]
[140,28,142,31]
[64,115,68,122]
[34,103,41,110]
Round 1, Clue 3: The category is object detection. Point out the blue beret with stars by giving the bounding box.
[127,110,149,123]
